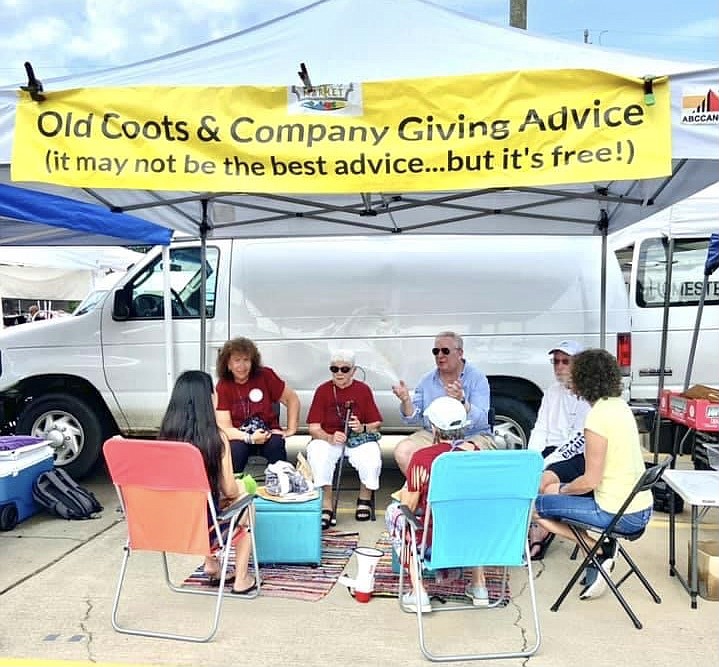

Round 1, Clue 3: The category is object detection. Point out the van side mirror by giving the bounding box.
[113,287,131,321]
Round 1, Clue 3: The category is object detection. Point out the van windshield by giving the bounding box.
[73,290,108,316]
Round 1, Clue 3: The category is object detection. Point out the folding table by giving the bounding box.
[663,468,719,608]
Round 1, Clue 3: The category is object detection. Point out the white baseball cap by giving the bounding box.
[424,396,469,431]
[548,340,584,356]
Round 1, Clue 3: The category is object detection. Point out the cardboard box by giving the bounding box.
[659,390,689,425]
[688,540,719,601]
[685,399,719,432]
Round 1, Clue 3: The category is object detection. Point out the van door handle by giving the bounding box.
[639,368,673,377]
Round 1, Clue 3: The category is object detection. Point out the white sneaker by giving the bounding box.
[465,584,489,607]
[402,590,432,613]
[579,556,615,600]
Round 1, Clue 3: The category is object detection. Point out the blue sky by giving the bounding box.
[0,0,716,85]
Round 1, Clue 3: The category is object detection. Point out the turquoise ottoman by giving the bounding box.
[253,492,322,565]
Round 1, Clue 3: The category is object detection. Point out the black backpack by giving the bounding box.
[32,468,103,520]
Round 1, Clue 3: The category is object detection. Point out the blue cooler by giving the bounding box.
[253,490,322,565]
[0,436,54,530]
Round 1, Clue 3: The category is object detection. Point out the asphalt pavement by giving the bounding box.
[0,437,717,667]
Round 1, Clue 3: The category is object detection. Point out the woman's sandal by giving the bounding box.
[529,532,555,561]
[321,508,334,530]
[355,498,373,522]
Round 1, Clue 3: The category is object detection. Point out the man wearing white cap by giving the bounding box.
[527,340,591,559]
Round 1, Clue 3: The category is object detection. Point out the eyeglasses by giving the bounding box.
[551,358,571,366]
[330,365,353,373]
[432,347,458,356]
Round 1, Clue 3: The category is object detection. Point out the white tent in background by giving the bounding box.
[609,182,719,248]
[0,246,143,323]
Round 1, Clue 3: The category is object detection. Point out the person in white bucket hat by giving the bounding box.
[527,340,591,560]
[385,396,491,613]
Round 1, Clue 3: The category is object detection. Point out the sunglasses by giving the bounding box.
[432,347,457,356]
[330,365,353,373]
[551,358,571,366]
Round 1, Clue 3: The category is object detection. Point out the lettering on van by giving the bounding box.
[640,280,719,305]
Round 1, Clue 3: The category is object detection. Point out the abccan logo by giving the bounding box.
[681,87,719,125]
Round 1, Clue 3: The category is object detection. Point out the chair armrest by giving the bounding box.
[399,504,421,530]
[218,494,254,522]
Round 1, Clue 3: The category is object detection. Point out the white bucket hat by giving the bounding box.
[424,396,469,431]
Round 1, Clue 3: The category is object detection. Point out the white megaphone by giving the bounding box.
[338,546,384,603]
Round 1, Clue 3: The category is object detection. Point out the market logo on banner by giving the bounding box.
[288,83,362,116]
[680,87,719,125]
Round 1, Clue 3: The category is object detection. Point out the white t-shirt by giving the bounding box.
[527,380,591,468]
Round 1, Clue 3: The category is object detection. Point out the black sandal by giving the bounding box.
[529,532,555,561]
[355,498,372,522]
[321,508,334,530]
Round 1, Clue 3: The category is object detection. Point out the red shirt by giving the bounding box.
[406,442,479,548]
[306,380,382,433]
[216,366,286,430]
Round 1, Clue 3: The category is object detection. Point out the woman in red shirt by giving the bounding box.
[306,350,383,529]
[215,337,300,473]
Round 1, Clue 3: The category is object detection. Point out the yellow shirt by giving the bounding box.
[585,397,652,515]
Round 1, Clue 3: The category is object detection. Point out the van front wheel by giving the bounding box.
[16,394,103,479]
[491,397,536,450]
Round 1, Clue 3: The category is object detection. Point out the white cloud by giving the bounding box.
[674,16,719,39]
[0,0,716,84]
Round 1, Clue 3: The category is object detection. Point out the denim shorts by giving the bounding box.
[535,493,652,535]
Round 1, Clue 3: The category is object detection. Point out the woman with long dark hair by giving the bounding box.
[159,370,256,594]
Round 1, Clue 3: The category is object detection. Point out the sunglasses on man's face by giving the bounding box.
[330,365,353,373]
[551,358,571,366]
[432,347,456,356]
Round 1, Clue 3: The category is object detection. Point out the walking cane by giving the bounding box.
[331,401,353,520]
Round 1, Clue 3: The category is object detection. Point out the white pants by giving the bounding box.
[306,438,382,490]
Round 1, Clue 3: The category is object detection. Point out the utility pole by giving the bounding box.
[509,0,527,29]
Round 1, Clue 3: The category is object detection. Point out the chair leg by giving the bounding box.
[615,543,661,603]
[551,528,645,630]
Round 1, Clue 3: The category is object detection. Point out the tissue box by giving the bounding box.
[688,540,719,601]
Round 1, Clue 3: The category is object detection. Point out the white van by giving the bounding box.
[0,235,630,477]
[611,220,719,405]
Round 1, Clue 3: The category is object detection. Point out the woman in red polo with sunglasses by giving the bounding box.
[306,349,383,529]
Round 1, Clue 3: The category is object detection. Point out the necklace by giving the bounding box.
[332,384,353,427]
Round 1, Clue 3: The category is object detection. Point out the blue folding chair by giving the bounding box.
[399,449,543,662]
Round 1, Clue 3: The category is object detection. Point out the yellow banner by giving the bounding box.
[11,69,671,193]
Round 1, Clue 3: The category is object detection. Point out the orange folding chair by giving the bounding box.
[103,437,259,642]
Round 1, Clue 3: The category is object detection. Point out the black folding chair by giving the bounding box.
[550,456,671,629]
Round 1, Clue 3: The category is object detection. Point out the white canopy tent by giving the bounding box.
[0,0,717,240]
[0,246,144,324]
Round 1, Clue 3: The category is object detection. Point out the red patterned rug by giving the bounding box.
[372,534,510,605]
[182,530,359,602]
